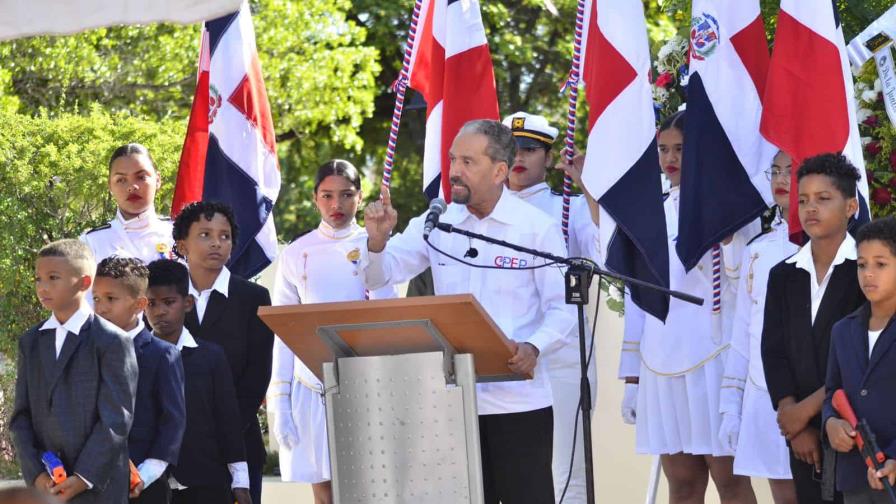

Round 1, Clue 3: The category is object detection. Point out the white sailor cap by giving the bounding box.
[502,111,559,149]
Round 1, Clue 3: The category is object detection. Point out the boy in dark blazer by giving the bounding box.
[93,256,186,503]
[762,154,866,503]
[145,259,251,504]
[172,202,273,503]
[825,217,896,503]
[11,239,138,503]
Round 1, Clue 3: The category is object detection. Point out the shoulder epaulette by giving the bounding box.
[551,188,582,198]
[662,192,671,201]
[746,205,779,246]
[85,222,112,234]
[159,215,172,222]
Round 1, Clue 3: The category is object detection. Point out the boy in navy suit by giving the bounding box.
[93,256,186,503]
[11,239,138,503]
[762,154,866,503]
[825,217,896,503]
[145,259,251,504]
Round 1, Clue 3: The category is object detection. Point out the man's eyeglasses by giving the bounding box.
[764,168,791,181]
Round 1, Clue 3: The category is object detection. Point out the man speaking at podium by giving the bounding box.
[363,119,577,504]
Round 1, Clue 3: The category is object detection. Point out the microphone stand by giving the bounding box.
[434,221,703,504]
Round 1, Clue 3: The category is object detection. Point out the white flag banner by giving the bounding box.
[0,0,241,41]
[875,46,896,127]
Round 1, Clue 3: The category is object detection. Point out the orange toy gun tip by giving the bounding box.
[129,460,142,491]
[40,451,67,485]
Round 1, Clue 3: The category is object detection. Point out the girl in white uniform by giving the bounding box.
[266,160,396,504]
[81,143,175,264]
[719,151,798,503]
[619,111,759,502]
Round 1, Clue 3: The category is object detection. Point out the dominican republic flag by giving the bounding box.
[0,0,241,41]
[676,0,776,270]
[407,0,499,201]
[579,0,670,321]
[173,1,280,278]
[761,0,870,242]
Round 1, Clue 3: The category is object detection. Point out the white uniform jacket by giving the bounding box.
[363,189,577,415]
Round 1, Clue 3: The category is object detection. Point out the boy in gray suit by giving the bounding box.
[10,239,138,503]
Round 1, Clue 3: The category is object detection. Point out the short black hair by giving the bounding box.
[109,143,157,174]
[38,239,96,277]
[659,110,685,134]
[172,201,239,258]
[856,217,896,257]
[796,153,860,200]
[96,256,149,297]
[147,259,190,297]
[314,159,361,192]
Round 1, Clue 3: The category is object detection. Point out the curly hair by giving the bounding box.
[95,256,149,297]
[856,217,896,257]
[172,201,239,259]
[147,259,190,297]
[796,153,860,200]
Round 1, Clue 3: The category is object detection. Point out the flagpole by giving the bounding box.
[380,0,425,192]
[561,1,595,503]
[559,0,587,245]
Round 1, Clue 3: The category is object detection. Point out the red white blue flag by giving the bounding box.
[676,0,776,270]
[579,0,670,321]
[173,1,280,278]
[761,0,870,241]
[406,0,500,201]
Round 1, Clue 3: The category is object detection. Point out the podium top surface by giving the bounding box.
[258,294,523,382]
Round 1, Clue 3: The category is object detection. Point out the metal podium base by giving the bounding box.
[323,351,484,504]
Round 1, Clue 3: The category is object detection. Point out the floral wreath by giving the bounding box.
[652,35,690,122]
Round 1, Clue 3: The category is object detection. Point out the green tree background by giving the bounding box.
[0,0,893,346]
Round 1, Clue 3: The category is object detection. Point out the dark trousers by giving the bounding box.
[789,450,843,503]
[479,406,555,504]
[171,486,231,504]
[248,461,262,504]
[131,478,171,504]
[844,487,894,504]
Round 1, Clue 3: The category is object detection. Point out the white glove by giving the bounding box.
[718,412,741,453]
[621,383,638,425]
[272,411,299,451]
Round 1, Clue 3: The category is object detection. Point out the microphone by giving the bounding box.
[423,198,447,239]
[464,247,479,259]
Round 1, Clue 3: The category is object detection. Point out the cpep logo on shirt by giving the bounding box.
[493,256,528,268]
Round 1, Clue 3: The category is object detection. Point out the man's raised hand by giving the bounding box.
[365,186,398,252]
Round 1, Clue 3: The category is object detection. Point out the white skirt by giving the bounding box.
[733,380,792,479]
[636,352,729,456]
[278,384,331,483]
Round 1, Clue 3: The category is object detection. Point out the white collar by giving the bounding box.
[509,182,550,200]
[189,266,231,299]
[173,327,199,351]
[317,219,361,240]
[124,319,145,339]
[786,233,857,271]
[41,305,91,335]
[116,208,159,232]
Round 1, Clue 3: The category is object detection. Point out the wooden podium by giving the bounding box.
[258,294,524,504]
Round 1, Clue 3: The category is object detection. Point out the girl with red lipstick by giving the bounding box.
[81,143,175,265]
[267,160,396,504]
[620,111,759,503]
[718,151,799,503]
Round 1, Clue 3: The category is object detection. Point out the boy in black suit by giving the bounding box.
[762,153,866,503]
[172,202,273,503]
[11,239,138,503]
[145,259,251,504]
[825,217,896,503]
[93,256,186,504]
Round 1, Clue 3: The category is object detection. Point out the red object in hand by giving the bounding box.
[832,389,887,468]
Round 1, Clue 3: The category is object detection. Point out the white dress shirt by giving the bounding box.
[785,233,857,324]
[168,327,249,490]
[363,189,577,415]
[508,182,599,260]
[869,329,883,358]
[188,266,230,324]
